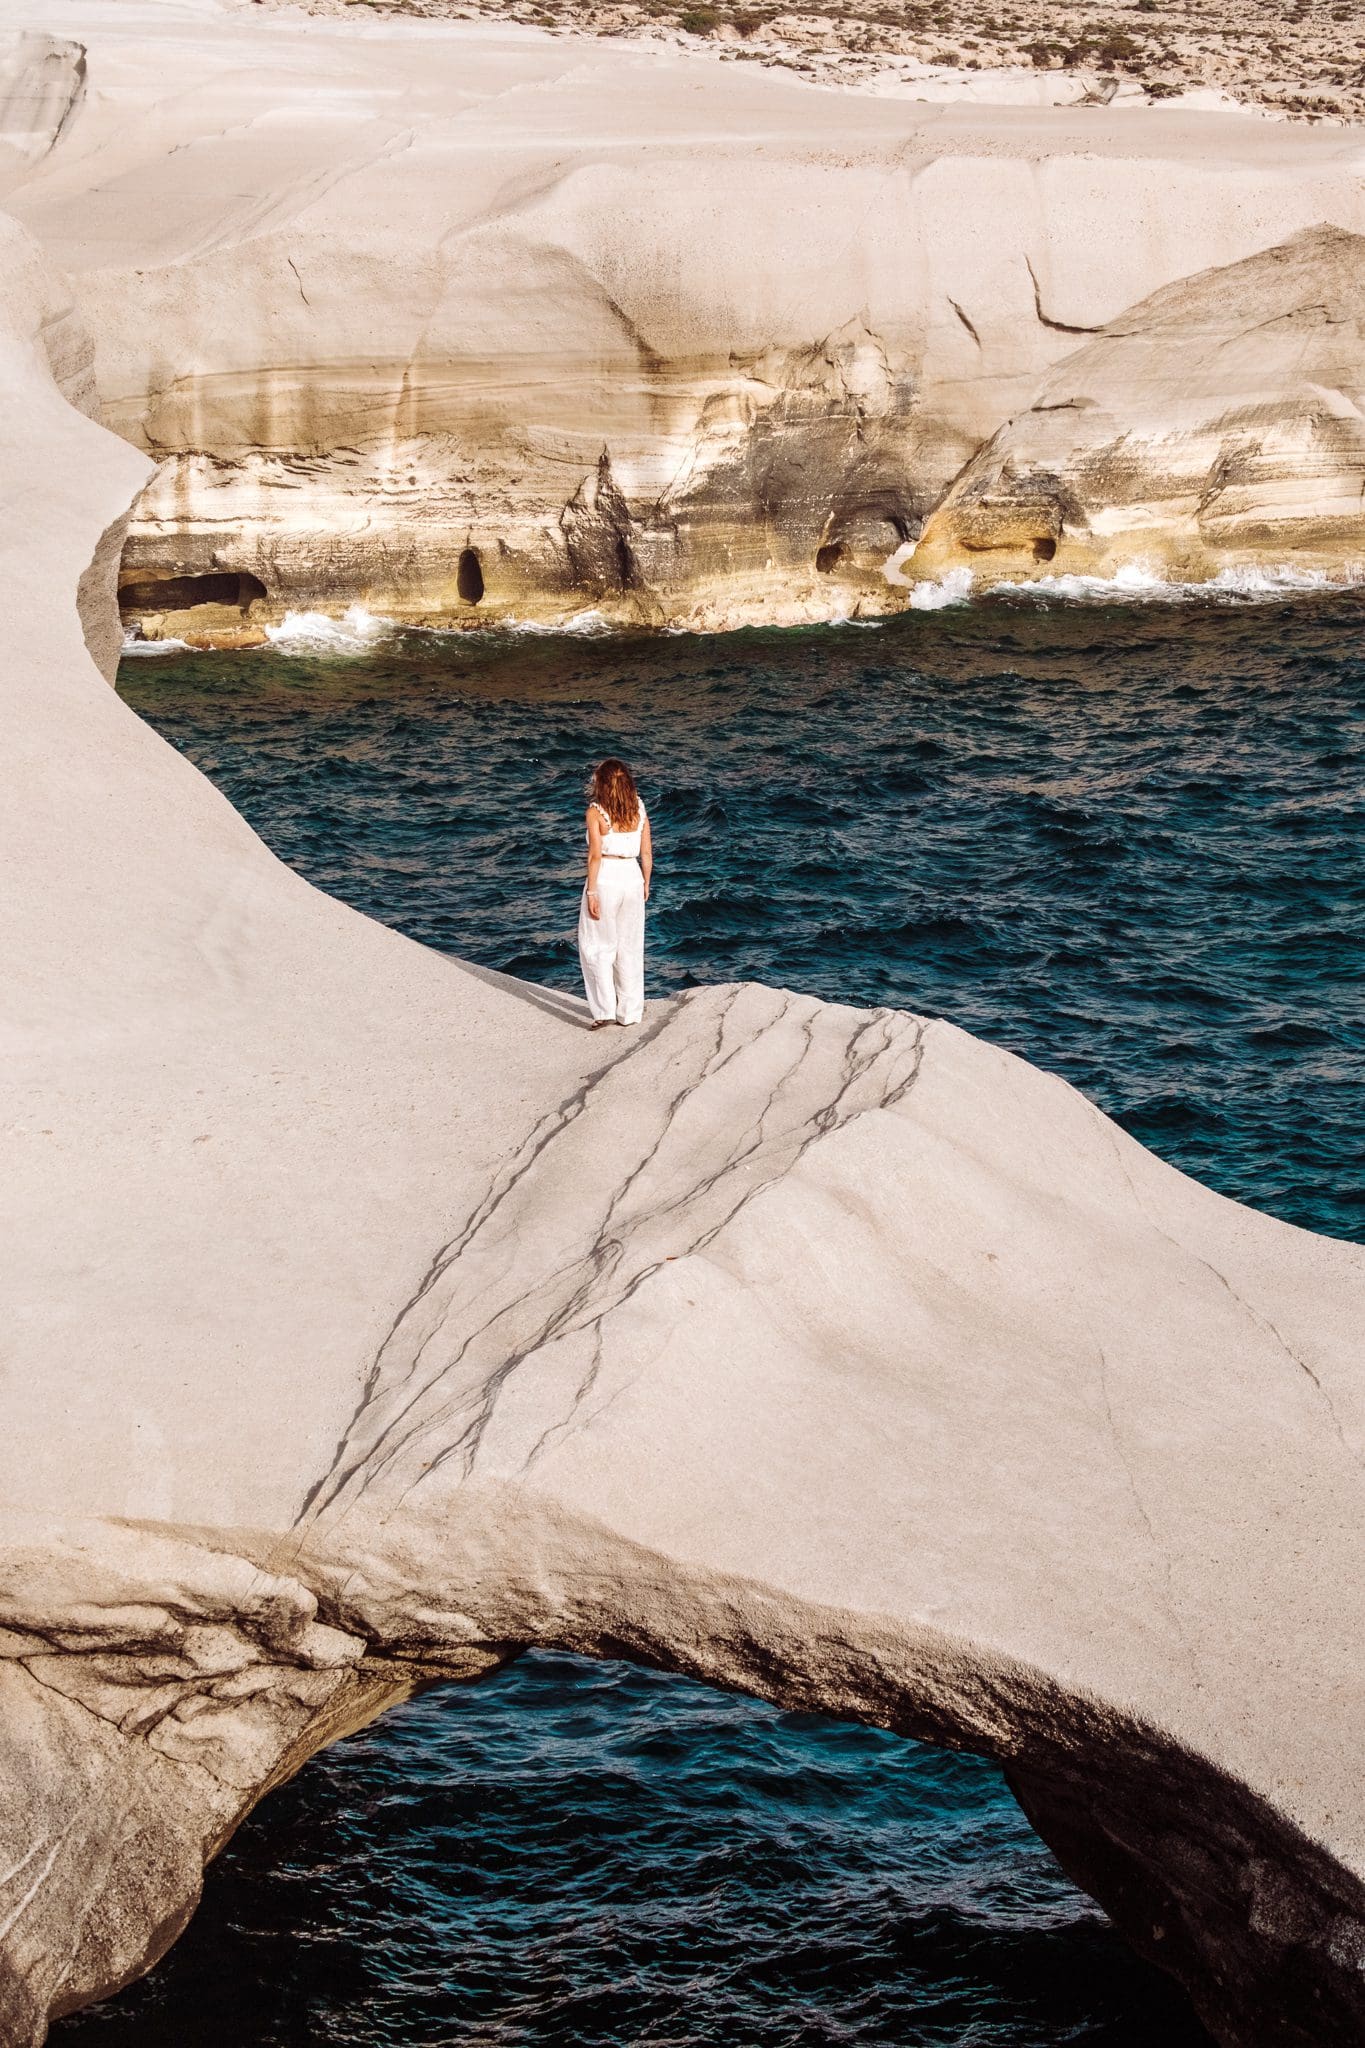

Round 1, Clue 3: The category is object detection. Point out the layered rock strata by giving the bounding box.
[911,224,1365,585]
[2,5,1365,635]
[3,200,1365,2046]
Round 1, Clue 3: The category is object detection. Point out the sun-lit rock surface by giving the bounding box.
[358,0,1365,126]
[0,30,85,190]
[2,193,1365,2046]
[910,224,1365,587]
[2,0,1365,632]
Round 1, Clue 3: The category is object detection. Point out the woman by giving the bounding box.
[578,757,652,1028]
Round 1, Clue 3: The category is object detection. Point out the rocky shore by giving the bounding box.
[3,3,1365,641]
[3,6,1365,2043]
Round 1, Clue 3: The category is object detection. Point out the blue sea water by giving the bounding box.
[60,597,1363,2044]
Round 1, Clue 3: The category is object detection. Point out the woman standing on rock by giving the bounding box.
[579,757,651,1029]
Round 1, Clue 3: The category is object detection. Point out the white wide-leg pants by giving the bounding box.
[578,858,645,1024]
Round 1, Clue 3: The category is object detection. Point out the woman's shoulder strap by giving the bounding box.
[588,798,609,822]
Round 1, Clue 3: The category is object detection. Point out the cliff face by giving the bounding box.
[4,184,1365,2046]
[912,224,1365,585]
[3,7,1365,636]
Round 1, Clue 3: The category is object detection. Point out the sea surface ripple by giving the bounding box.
[64,597,1362,2045]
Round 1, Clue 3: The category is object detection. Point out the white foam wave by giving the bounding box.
[120,632,191,657]
[907,568,974,610]
[501,608,616,637]
[986,561,1168,603]
[984,560,1363,605]
[264,606,392,653]
[1205,563,1360,598]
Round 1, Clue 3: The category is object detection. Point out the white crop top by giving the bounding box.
[589,799,646,857]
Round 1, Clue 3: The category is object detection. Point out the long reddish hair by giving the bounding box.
[589,757,640,830]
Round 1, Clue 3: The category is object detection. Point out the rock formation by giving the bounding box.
[910,224,1365,586]
[3,158,1365,2047]
[3,3,1365,634]
[380,0,1365,127]
[0,31,84,191]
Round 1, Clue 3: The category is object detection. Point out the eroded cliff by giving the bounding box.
[911,223,1365,585]
[2,4,1364,635]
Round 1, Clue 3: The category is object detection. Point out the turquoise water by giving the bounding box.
[62,598,1362,2042]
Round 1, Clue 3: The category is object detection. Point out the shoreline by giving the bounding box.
[119,561,1365,655]
[9,2,1365,642]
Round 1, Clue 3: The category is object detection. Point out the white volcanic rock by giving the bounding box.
[2,1,1365,630]
[910,223,1365,586]
[0,31,85,190]
[2,204,1365,2048]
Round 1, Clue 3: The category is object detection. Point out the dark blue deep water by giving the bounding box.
[63,598,1363,2044]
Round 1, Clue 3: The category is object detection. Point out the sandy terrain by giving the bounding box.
[284,0,1365,121]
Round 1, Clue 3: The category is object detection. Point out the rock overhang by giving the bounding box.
[6,3,1365,634]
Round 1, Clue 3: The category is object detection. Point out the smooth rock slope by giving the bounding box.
[3,0,1365,631]
[2,206,1365,2046]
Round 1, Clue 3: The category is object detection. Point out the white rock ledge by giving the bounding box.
[6,1,1365,636]
[1,189,1364,2048]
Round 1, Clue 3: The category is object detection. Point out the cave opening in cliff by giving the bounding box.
[1033,537,1058,563]
[118,570,267,615]
[606,529,641,593]
[815,543,844,574]
[457,548,485,604]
